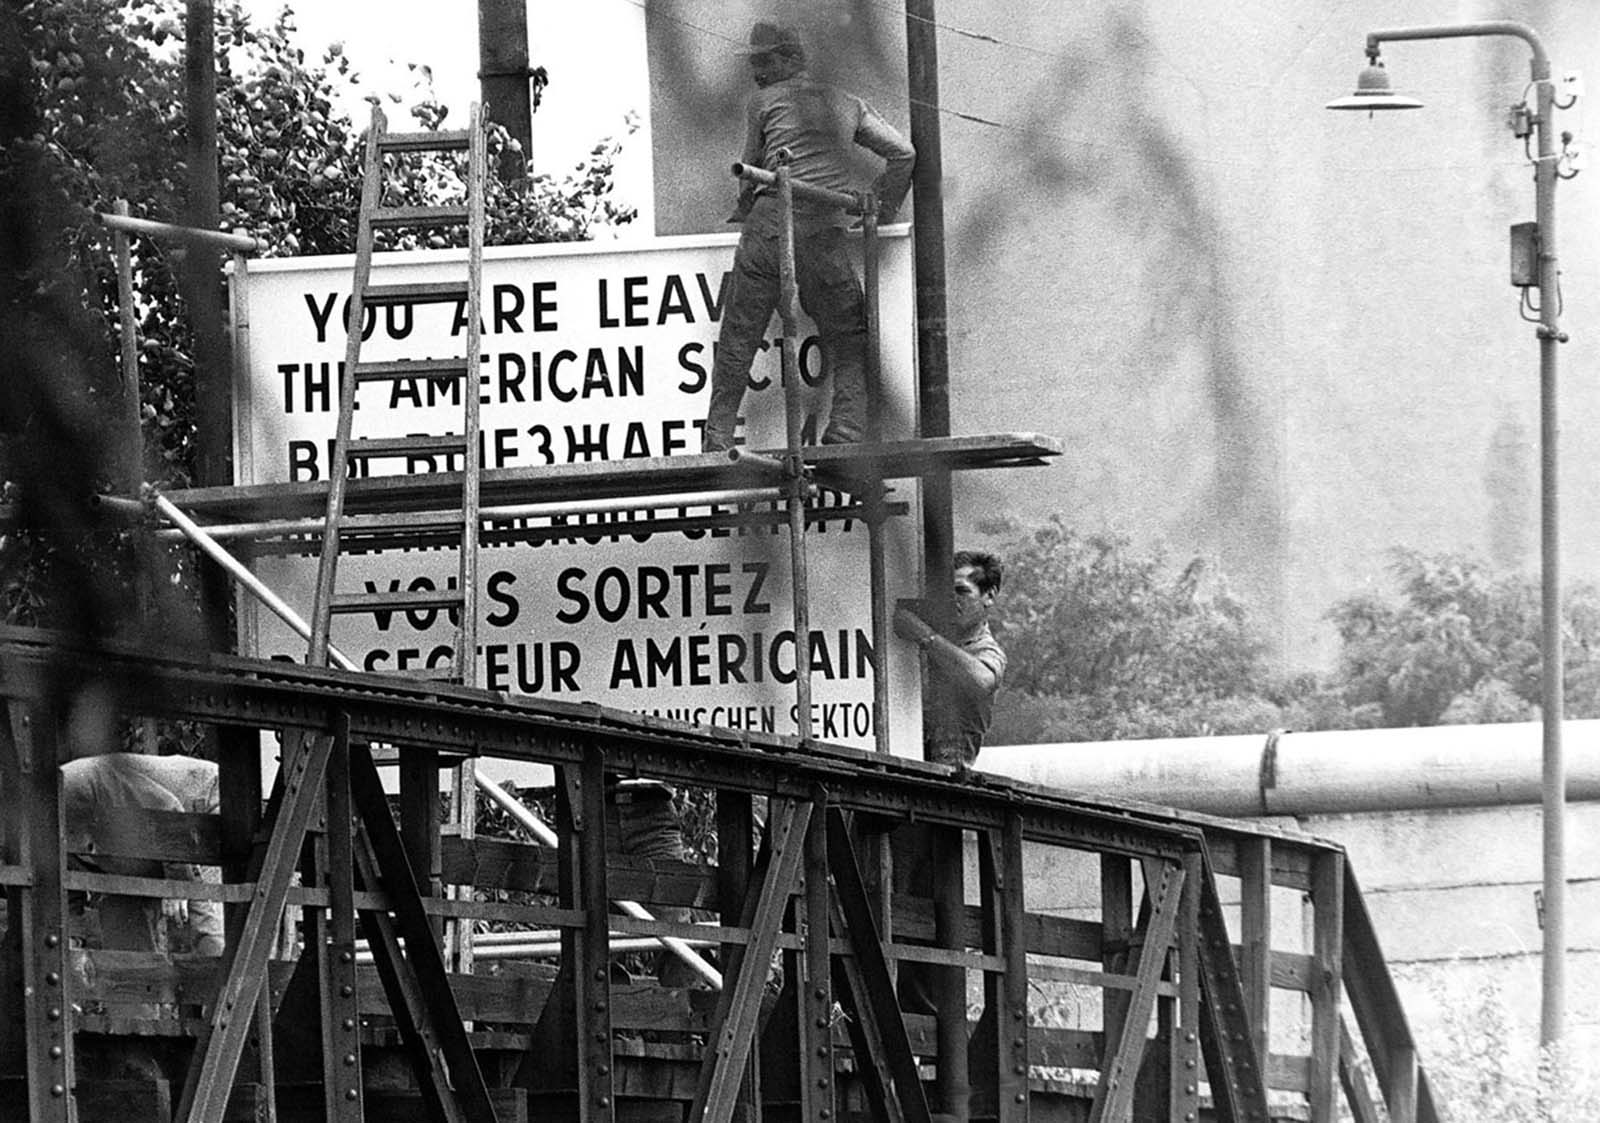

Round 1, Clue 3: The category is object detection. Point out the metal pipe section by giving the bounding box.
[474,769,723,989]
[98,211,262,255]
[724,449,789,477]
[356,934,717,964]
[774,164,814,740]
[976,719,1600,817]
[111,202,143,491]
[862,202,892,755]
[149,486,809,543]
[1368,22,1551,76]
[148,489,359,672]
[730,162,859,211]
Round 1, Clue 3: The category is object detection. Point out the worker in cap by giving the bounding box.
[700,21,915,452]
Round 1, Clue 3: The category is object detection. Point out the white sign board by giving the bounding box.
[232,233,922,761]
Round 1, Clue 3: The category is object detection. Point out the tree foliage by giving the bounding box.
[988,519,1279,742]
[2,0,636,630]
[1329,548,1600,727]
[985,523,1600,744]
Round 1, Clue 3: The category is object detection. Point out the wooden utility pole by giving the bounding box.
[186,0,233,652]
[906,4,968,1121]
[478,0,534,177]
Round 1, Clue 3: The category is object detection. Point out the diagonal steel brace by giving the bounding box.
[349,740,499,1123]
[825,808,932,1123]
[177,729,335,1123]
[690,798,813,1123]
[1088,858,1185,1123]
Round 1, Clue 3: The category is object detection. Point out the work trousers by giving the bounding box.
[702,222,869,450]
[606,787,706,988]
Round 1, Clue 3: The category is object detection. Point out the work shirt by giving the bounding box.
[61,753,224,953]
[736,73,915,236]
[925,624,1007,767]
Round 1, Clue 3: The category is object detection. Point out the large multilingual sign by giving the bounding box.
[231,231,923,758]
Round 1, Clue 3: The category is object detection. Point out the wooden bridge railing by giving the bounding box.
[0,628,1434,1123]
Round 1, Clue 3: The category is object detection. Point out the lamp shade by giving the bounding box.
[1326,62,1424,111]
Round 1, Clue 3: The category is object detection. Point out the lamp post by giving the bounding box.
[1329,22,1574,1048]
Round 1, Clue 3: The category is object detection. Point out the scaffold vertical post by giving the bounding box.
[861,193,893,756]
[111,200,143,492]
[774,160,813,739]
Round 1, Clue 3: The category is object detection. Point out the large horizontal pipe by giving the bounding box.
[976,720,1600,817]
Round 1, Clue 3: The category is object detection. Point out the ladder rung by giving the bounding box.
[353,357,471,383]
[363,281,469,306]
[378,129,472,153]
[348,435,468,459]
[332,588,464,613]
[369,205,470,230]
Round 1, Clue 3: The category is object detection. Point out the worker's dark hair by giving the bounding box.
[954,550,1002,595]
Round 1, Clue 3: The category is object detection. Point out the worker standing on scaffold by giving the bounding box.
[700,20,916,453]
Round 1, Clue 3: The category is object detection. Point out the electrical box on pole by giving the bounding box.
[1509,221,1539,287]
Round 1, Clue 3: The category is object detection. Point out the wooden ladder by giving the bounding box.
[307,103,487,685]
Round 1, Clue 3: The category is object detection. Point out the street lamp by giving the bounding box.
[1329,22,1577,1048]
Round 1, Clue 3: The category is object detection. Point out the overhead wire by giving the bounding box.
[618,0,1552,179]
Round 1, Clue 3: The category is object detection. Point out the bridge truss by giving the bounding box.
[0,627,1434,1123]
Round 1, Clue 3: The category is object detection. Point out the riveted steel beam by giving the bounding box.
[1089,858,1184,1123]
[5,704,74,1123]
[1193,843,1270,1123]
[320,715,364,1123]
[825,808,931,1123]
[691,798,812,1123]
[177,728,335,1123]
[348,742,497,1122]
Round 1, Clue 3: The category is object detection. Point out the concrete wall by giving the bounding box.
[641,0,1600,669]
[991,801,1600,1080]
[1301,801,1600,1068]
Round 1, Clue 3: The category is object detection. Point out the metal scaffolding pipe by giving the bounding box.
[98,211,262,255]
[976,719,1600,818]
[731,162,859,211]
[149,485,808,543]
[475,768,724,990]
[148,489,359,671]
[150,489,725,991]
